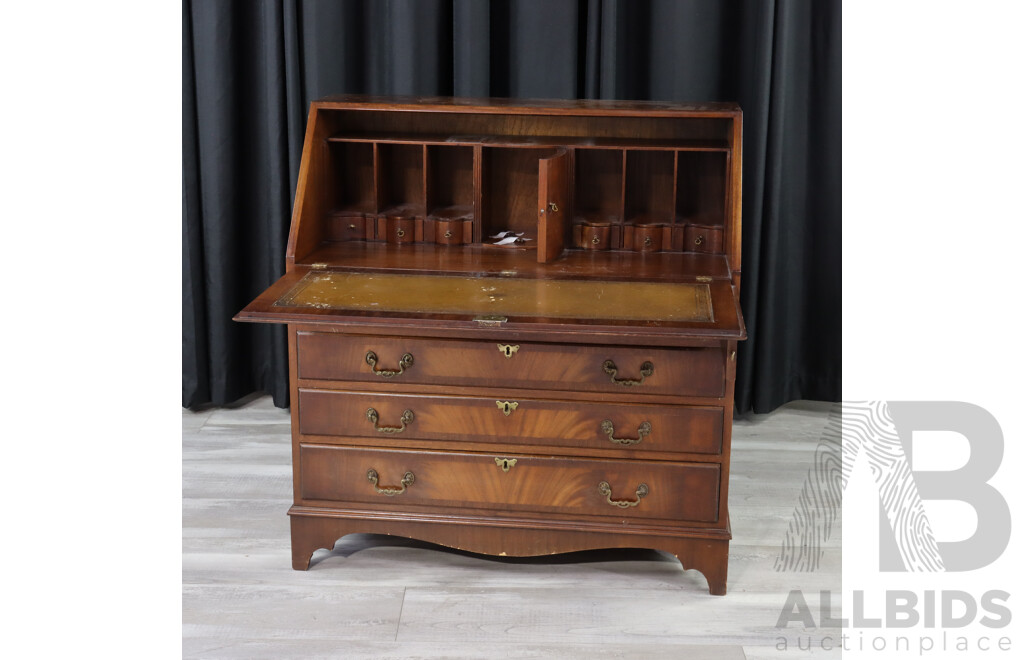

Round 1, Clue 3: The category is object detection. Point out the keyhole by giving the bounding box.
[494,456,518,472]
[496,400,518,416]
[504,346,512,357]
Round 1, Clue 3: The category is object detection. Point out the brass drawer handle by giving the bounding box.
[367,468,415,496]
[497,343,519,358]
[397,228,406,238]
[600,420,652,446]
[496,400,519,416]
[365,351,414,378]
[444,229,453,238]
[695,234,704,246]
[366,408,414,434]
[602,360,654,387]
[598,481,649,508]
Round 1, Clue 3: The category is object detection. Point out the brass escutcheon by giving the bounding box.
[497,343,520,358]
[496,401,519,416]
[597,481,649,508]
[602,360,654,387]
[367,468,415,496]
[366,351,414,378]
[494,457,518,473]
[366,408,414,434]
[600,420,652,446]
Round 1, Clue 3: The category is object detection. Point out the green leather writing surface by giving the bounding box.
[274,271,713,322]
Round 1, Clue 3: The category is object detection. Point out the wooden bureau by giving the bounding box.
[236,95,745,595]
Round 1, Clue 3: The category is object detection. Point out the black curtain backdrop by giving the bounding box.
[183,0,840,414]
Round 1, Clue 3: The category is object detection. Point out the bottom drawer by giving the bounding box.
[299,444,720,524]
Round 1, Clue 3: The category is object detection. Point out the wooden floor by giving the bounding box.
[183,397,841,659]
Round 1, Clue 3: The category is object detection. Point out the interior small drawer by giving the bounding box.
[298,444,721,524]
[299,389,724,456]
[296,332,725,397]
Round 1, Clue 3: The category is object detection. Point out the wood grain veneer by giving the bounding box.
[297,388,724,455]
[298,445,721,523]
[295,333,725,397]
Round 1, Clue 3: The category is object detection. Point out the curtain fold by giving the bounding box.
[183,0,841,414]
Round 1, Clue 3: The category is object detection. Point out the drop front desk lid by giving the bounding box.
[237,265,745,342]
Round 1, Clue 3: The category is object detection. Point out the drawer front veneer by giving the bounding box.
[298,389,724,455]
[297,332,725,397]
[299,445,721,523]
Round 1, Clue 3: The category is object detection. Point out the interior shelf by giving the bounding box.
[328,132,729,151]
[574,149,624,228]
[677,151,728,227]
[377,143,424,214]
[624,149,675,224]
[426,145,474,218]
[328,141,375,215]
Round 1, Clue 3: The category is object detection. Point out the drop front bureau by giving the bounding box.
[236,95,745,594]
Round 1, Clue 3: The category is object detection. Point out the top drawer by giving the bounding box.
[296,332,725,398]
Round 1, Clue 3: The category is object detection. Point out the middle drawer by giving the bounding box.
[299,388,723,456]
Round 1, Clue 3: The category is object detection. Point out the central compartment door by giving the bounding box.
[537,148,569,263]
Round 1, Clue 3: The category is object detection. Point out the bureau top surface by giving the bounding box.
[313,94,741,117]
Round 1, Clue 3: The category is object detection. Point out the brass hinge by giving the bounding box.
[696,275,712,282]
[311,262,328,270]
[474,315,507,326]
